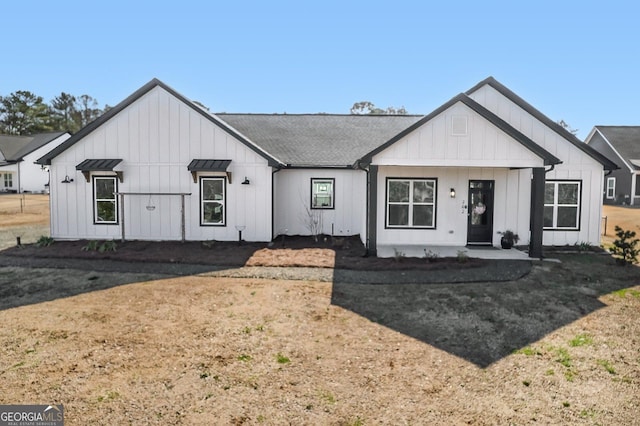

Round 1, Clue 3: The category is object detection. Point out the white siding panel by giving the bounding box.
[48,86,273,242]
[376,166,532,249]
[469,84,607,246]
[372,102,544,169]
[274,169,366,238]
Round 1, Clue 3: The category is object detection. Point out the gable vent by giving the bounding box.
[451,115,468,136]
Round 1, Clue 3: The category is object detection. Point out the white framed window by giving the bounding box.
[200,177,226,226]
[544,181,581,230]
[3,173,12,188]
[606,177,616,199]
[311,178,334,209]
[386,178,437,228]
[93,176,118,224]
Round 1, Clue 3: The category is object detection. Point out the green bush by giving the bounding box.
[609,226,639,265]
[35,236,54,247]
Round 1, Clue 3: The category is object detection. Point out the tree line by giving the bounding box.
[0,89,409,137]
[0,90,110,136]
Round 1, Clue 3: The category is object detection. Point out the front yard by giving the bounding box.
[0,196,639,424]
[0,253,638,425]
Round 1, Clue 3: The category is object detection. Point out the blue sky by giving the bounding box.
[2,0,638,139]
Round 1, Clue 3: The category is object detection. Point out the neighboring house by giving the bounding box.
[37,78,617,257]
[584,126,640,205]
[0,132,71,193]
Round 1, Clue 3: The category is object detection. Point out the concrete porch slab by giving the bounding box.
[378,244,530,260]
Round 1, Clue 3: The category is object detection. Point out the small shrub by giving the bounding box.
[393,248,405,262]
[35,236,54,247]
[609,226,639,265]
[81,240,100,251]
[237,354,251,362]
[522,380,531,387]
[423,249,440,262]
[456,250,469,263]
[98,240,117,252]
[575,241,592,252]
[562,401,570,408]
[82,240,117,252]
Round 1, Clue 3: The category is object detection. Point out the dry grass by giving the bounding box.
[0,196,639,424]
[602,205,640,247]
[0,193,49,226]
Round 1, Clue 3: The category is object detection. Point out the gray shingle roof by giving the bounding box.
[0,132,66,163]
[595,126,640,170]
[216,114,423,167]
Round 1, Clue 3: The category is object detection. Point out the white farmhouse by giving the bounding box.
[0,132,70,193]
[38,78,616,257]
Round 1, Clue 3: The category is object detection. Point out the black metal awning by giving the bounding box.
[187,159,232,183]
[76,159,123,182]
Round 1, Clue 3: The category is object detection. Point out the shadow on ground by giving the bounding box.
[331,253,640,368]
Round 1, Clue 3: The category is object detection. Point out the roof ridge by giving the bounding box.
[215,112,424,117]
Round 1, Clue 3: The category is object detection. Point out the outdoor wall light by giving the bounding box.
[61,175,74,183]
[241,177,250,185]
[450,188,456,198]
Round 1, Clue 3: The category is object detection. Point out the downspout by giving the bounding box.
[354,160,371,256]
[270,163,286,240]
[16,161,21,193]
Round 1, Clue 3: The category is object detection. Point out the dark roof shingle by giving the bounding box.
[595,126,640,170]
[216,114,423,167]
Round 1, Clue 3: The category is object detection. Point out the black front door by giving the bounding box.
[467,180,494,245]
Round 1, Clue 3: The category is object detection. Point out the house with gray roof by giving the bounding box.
[585,126,640,205]
[38,78,616,257]
[0,132,70,193]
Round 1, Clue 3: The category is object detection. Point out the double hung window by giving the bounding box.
[311,178,334,209]
[201,177,226,225]
[386,178,436,228]
[93,176,118,224]
[544,181,581,230]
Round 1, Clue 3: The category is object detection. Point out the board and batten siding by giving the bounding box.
[48,86,273,242]
[373,102,544,169]
[371,101,546,248]
[469,85,606,245]
[374,166,530,247]
[273,169,366,241]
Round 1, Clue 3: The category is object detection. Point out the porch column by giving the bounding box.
[367,165,378,256]
[529,167,544,258]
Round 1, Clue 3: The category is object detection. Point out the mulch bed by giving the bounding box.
[2,235,491,271]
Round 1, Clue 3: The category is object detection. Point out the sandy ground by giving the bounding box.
[0,195,639,425]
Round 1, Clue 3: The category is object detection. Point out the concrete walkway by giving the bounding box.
[378,245,531,260]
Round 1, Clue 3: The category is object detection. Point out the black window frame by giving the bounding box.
[543,180,582,231]
[200,176,227,226]
[310,178,335,210]
[385,177,438,229]
[92,175,118,225]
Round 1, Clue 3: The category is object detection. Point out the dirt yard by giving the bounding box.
[0,193,49,250]
[0,196,639,425]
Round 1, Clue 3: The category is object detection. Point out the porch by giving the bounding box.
[377,244,530,260]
